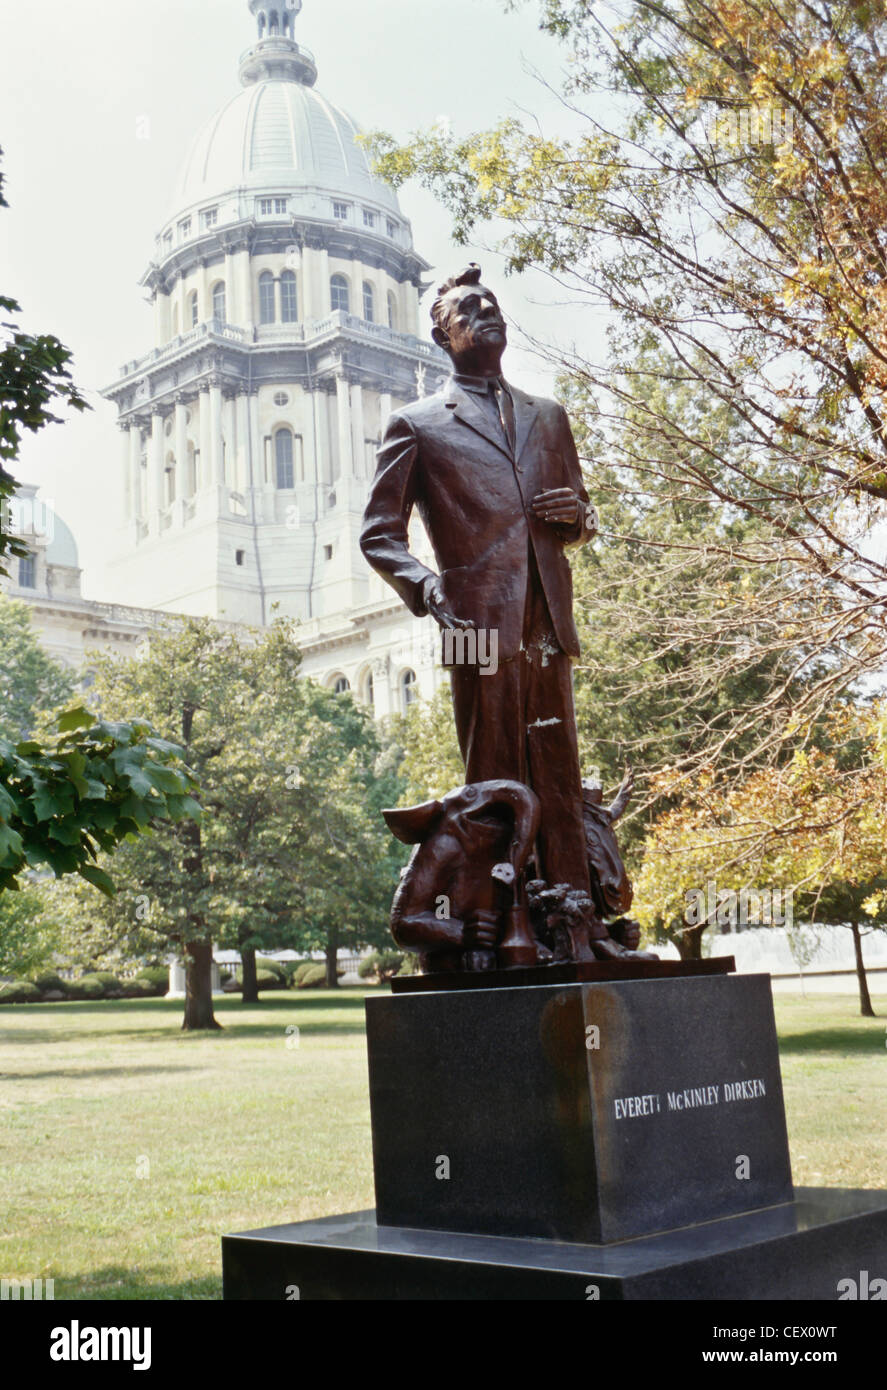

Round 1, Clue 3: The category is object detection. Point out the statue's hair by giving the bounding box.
[430,263,484,332]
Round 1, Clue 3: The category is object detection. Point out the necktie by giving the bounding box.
[492,380,517,455]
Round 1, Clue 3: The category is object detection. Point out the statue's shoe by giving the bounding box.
[590,936,659,962]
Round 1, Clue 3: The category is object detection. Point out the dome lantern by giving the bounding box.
[240,0,317,88]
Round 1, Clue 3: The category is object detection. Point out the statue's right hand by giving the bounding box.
[423,576,475,631]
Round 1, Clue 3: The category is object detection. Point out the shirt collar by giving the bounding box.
[451,371,509,397]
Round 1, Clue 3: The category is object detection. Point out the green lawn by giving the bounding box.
[0,989,885,1299]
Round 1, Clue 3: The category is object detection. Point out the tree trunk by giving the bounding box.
[677,921,705,960]
[182,938,222,1031]
[325,937,339,989]
[850,919,875,1018]
[240,944,259,1004]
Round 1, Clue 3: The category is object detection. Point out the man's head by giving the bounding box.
[430,264,507,375]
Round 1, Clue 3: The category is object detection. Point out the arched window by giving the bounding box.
[258,11,266,38]
[401,669,417,712]
[18,552,36,589]
[387,291,398,331]
[275,428,294,489]
[165,453,176,505]
[269,11,280,36]
[189,291,199,327]
[212,281,226,323]
[364,672,375,707]
[259,272,276,324]
[362,281,375,323]
[330,274,349,313]
[281,270,298,322]
[333,676,350,695]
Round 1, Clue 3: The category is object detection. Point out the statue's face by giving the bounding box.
[435,282,507,364]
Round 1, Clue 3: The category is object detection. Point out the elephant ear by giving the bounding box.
[382,799,444,844]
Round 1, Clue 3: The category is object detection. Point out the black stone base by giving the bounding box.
[391,955,736,994]
[222,1187,887,1300]
[367,973,793,1243]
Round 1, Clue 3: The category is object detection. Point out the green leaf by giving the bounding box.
[56,706,96,733]
[78,863,116,896]
[146,764,187,795]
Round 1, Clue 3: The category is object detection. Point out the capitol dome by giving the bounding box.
[173,81,400,219]
[155,0,405,260]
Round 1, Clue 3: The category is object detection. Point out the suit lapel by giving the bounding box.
[445,380,512,461]
[444,379,540,464]
[508,383,539,463]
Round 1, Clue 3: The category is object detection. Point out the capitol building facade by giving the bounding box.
[3,0,449,721]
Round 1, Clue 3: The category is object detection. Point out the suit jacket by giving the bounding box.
[360,377,594,662]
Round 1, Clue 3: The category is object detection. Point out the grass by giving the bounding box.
[0,988,885,1299]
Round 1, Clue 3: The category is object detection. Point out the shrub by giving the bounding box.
[279,960,308,985]
[359,951,406,983]
[137,966,169,991]
[0,980,41,1004]
[256,958,289,984]
[32,972,68,995]
[293,961,318,986]
[65,977,104,1000]
[122,979,155,998]
[255,968,287,991]
[90,972,123,991]
[296,963,328,988]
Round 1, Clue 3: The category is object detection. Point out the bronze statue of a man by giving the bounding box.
[361,264,634,961]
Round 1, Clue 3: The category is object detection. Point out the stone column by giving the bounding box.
[223,394,237,487]
[209,379,224,487]
[312,387,331,490]
[350,381,366,477]
[318,248,330,316]
[129,420,143,521]
[148,412,164,533]
[120,423,132,524]
[235,394,250,494]
[152,292,165,343]
[248,388,265,521]
[175,396,189,498]
[379,391,393,437]
[236,245,252,328]
[199,385,212,492]
[335,374,352,479]
[225,249,238,326]
[300,246,315,321]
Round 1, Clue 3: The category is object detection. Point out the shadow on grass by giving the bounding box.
[51,1266,221,1301]
[779,1024,884,1055]
[2,1064,202,1081]
[0,992,376,1045]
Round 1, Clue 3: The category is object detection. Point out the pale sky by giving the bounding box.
[0,0,600,597]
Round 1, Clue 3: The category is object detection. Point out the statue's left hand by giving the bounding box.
[531,488,591,531]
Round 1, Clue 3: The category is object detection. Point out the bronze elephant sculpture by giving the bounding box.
[382,780,543,974]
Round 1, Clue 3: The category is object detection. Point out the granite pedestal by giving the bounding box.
[367,972,793,1243]
[222,969,887,1299]
[222,1188,887,1299]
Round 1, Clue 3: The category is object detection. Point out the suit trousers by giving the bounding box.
[449,550,594,906]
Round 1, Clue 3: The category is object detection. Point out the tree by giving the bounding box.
[0,593,74,740]
[0,149,88,575]
[368,0,887,818]
[0,882,63,979]
[0,706,199,896]
[634,708,887,1013]
[57,618,405,1023]
[390,686,464,804]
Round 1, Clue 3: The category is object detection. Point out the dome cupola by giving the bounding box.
[240,0,317,87]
